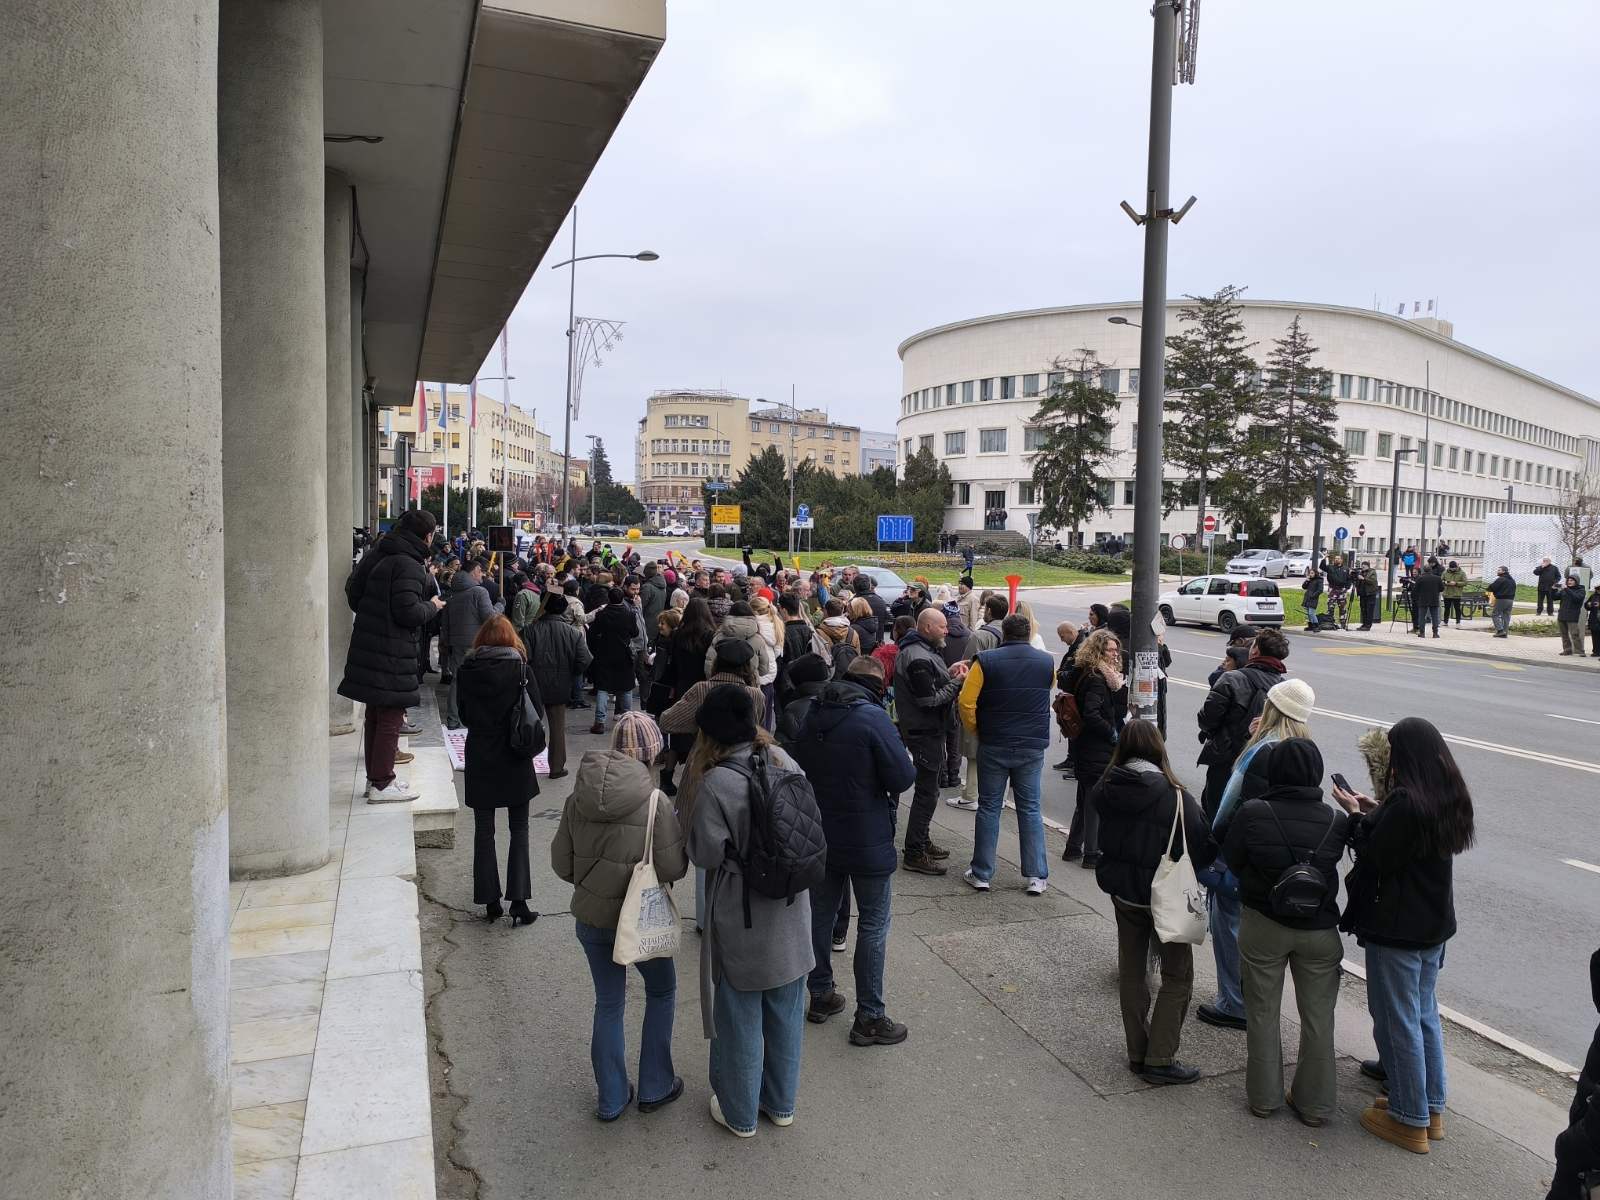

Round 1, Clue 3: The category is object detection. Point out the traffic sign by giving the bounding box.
[1358,523,1366,536]
[1202,514,1218,533]
[1334,526,1349,541]
[876,514,914,544]
[790,517,814,530]
[796,503,810,522]
[1169,533,1187,550]
[704,480,730,492]
[711,504,741,534]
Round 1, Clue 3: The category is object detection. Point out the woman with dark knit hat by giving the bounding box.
[686,685,813,1138]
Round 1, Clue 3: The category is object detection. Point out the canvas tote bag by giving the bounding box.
[1149,788,1208,946]
[612,791,682,965]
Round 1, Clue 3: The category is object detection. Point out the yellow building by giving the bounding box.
[634,389,860,525]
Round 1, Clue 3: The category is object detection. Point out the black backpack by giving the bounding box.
[829,641,859,680]
[720,751,828,928]
[1263,803,1336,921]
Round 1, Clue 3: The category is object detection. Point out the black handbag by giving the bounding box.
[508,664,547,759]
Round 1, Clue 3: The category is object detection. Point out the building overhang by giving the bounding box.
[324,0,664,413]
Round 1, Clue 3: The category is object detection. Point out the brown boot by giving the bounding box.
[1374,1095,1443,1140]
[902,848,947,876]
[1359,1105,1430,1154]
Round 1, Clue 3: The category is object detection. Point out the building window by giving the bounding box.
[1128,369,1140,394]
[1343,429,1366,456]
[978,428,1007,453]
[904,439,913,459]
[1100,369,1120,394]
[1022,373,1040,397]
[1434,442,1444,467]
[1048,371,1064,391]
[980,378,994,402]
[919,435,934,454]
[1449,447,1459,469]
[1490,455,1499,476]
[1377,433,1393,458]
[450,432,461,449]
[956,482,971,505]
[1476,452,1486,473]
[945,431,966,455]
[1018,481,1038,504]
[1122,481,1135,506]
[1022,426,1047,451]
[1000,376,1015,400]
[1339,374,1353,398]
[432,434,442,452]
[962,380,975,403]
[944,384,956,405]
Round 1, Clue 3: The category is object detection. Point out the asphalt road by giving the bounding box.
[655,543,1596,1066]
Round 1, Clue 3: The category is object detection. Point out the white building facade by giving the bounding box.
[897,300,1600,571]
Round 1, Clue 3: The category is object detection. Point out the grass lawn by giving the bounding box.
[701,545,1125,589]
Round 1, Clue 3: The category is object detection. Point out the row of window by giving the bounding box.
[906,427,1048,458]
[901,369,1141,415]
[1342,429,1576,490]
[749,421,853,441]
[647,438,732,456]
[662,413,711,429]
[648,461,734,479]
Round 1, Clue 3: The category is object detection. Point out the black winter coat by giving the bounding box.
[1409,571,1443,607]
[1069,668,1124,772]
[1339,786,1458,949]
[640,574,669,628]
[1536,563,1564,590]
[863,591,891,648]
[338,529,436,708]
[1557,584,1586,623]
[1222,785,1349,930]
[775,680,828,753]
[1198,661,1284,766]
[789,679,916,876]
[1091,763,1217,906]
[523,614,592,705]
[669,627,712,700]
[586,602,639,694]
[1487,574,1517,601]
[454,646,542,809]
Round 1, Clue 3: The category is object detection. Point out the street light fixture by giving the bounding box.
[1107,316,1140,328]
[1385,447,1420,612]
[549,208,659,533]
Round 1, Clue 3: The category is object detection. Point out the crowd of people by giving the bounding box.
[335,513,1595,1189]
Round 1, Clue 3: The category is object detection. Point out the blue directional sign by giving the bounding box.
[704,480,729,492]
[796,503,810,521]
[877,514,914,544]
[1333,526,1349,541]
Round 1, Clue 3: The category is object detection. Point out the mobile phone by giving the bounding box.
[1331,772,1353,794]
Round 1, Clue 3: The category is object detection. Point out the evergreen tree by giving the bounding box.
[899,447,952,551]
[1162,284,1261,542]
[422,485,501,534]
[579,437,645,526]
[730,446,792,549]
[1029,350,1118,545]
[1245,315,1354,548]
[587,439,615,489]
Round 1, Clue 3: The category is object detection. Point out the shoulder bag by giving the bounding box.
[507,663,546,758]
[1150,789,1208,945]
[612,791,681,965]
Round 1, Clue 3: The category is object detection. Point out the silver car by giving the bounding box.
[841,566,908,605]
[1224,547,1289,578]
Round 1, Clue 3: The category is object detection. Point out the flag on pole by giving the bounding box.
[436,383,447,431]
[469,379,477,429]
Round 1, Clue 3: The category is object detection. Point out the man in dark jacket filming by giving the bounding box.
[339,508,446,803]
[1196,626,1289,820]
[894,608,967,874]
[1409,561,1444,638]
[791,657,916,1045]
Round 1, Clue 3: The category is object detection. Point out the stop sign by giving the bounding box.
[1358,523,1366,536]
[1203,514,1218,533]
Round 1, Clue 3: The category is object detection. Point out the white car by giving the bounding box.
[657,523,691,537]
[1281,549,1315,578]
[1159,575,1285,633]
[1225,547,1289,578]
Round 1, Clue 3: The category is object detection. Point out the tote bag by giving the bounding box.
[612,791,681,965]
[1149,788,1208,946]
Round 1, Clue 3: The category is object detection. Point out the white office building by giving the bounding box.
[896,300,1600,571]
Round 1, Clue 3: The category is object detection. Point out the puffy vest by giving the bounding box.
[975,641,1054,753]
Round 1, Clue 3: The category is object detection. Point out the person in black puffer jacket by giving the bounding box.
[775,654,832,752]
[1223,737,1348,1126]
[339,509,446,803]
[1090,719,1216,1086]
[1197,626,1289,820]
[1548,947,1600,1199]
[1063,629,1127,865]
[586,588,641,734]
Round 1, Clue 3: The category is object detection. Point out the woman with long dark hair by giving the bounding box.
[662,598,717,786]
[1333,716,1475,1154]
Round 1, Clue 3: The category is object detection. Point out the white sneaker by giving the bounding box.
[710,1093,755,1138]
[831,936,848,953]
[945,796,979,811]
[367,779,420,804]
[963,868,990,892]
[1025,877,1048,896]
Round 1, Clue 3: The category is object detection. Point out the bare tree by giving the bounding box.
[1553,471,1600,566]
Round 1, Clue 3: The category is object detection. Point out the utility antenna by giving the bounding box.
[570,316,624,420]
[1176,0,1200,84]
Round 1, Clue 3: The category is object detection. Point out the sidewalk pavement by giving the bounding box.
[1304,609,1600,673]
[416,722,1569,1200]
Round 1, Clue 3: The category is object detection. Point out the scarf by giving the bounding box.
[1098,661,1125,693]
[1246,653,1286,674]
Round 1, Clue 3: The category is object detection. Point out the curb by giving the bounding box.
[1310,626,1600,675]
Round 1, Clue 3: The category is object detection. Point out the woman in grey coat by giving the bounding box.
[687,685,814,1139]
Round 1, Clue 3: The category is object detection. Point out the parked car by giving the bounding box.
[1225,547,1289,578]
[656,523,691,537]
[840,566,908,605]
[1159,575,1285,632]
[1281,549,1315,578]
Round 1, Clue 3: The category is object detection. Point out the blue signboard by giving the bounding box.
[704,480,729,492]
[1333,526,1349,541]
[876,514,914,544]
[796,503,810,521]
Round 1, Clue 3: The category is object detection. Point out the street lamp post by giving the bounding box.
[549,207,657,532]
[1386,447,1420,613]
[585,434,599,530]
[1505,484,1514,515]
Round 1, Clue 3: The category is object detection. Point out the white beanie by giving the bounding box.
[1267,678,1314,724]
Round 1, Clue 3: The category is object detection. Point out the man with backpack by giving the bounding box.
[894,608,967,874]
[790,657,916,1044]
[1196,626,1290,821]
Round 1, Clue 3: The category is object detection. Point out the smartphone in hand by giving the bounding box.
[1330,772,1353,795]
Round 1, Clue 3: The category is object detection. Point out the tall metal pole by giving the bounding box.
[1505,484,1514,515]
[1129,0,1179,725]
[1310,463,1324,563]
[1385,448,1417,610]
[788,384,798,556]
[437,386,448,537]
[560,207,578,532]
[1418,359,1431,552]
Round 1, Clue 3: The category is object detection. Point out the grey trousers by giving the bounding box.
[1560,621,1585,655]
[1491,597,1514,633]
[1238,905,1343,1119]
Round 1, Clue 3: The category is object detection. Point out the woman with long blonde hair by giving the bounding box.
[1061,628,1126,867]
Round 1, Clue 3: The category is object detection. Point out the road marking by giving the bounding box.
[1549,714,1600,727]
[1487,662,1527,672]
[1562,858,1600,876]
[1169,648,1221,659]
[1168,676,1600,776]
[1313,645,1417,657]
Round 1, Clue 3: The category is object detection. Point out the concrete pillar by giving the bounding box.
[0,3,231,1194]
[326,175,357,735]
[220,0,331,876]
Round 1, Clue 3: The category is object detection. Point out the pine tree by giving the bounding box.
[1030,350,1118,545]
[730,446,792,549]
[1162,284,1261,542]
[1246,316,1354,548]
[587,439,615,489]
[899,447,951,551]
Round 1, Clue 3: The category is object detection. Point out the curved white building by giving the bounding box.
[896,300,1600,570]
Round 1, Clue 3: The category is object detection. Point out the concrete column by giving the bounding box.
[326,175,357,735]
[0,3,231,1195]
[220,0,331,876]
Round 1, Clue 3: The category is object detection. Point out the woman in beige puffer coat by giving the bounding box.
[551,713,688,1121]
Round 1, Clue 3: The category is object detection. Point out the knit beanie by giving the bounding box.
[542,593,568,616]
[1266,678,1314,724]
[696,683,756,745]
[712,637,755,673]
[786,652,830,687]
[610,711,663,765]
[1266,737,1323,787]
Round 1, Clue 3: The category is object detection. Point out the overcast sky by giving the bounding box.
[485,0,1599,482]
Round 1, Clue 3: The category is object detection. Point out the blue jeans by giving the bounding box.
[1365,941,1447,1128]
[709,975,806,1134]
[970,744,1047,884]
[573,921,677,1118]
[807,870,891,1020]
[1208,889,1245,1018]
[594,688,634,723]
